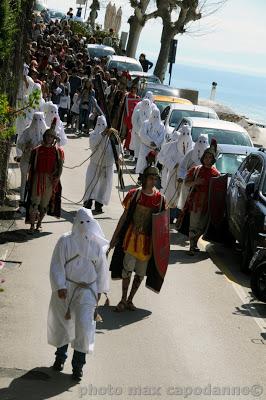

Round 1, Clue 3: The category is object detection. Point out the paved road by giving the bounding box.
[0,133,266,400]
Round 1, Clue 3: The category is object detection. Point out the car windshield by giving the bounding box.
[49,10,65,18]
[169,110,216,127]
[146,87,179,97]
[131,75,160,84]
[154,101,173,113]
[191,127,252,146]
[88,48,115,58]
[215,153,247,175]
[109,61,142,72]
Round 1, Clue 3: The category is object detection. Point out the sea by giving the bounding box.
[168,63,266,125]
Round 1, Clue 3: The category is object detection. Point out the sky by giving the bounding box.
[44,0,266,78]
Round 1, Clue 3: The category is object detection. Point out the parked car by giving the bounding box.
[250,246,266,302]
[140,83,198,104]
[179,118,253,147]
[129,71,161,86]
[87,44,115,59]
[154,95,192,114]
[106,55,143,72]
[215,144,255,178]
[227,149,266,271]
[162,104,218,138]
[48,9,66,21]
[140,83,180,98]
[204,146,256,242]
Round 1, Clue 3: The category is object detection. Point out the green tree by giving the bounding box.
[0,0,34,203]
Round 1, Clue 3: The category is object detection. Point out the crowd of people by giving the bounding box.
[12,10,222,382]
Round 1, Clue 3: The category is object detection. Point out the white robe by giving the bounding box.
[84,129,119,205]
[130,99,152,158]
[16,112,48,202]
[136,119,165,174]
[47,233,109,354]
[130,105,141,156]
[15,75,35,157]
[157,141,169,192]
[159,141,184,207]
[44,102,68,146]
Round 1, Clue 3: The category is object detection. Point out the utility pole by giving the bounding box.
[168,39,178,86]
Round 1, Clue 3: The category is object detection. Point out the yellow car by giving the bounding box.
[153,95,192,114]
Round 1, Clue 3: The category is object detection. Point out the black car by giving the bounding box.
[227,149,266,272]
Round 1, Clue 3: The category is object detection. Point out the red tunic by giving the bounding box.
[123,188,165,261]
[123,94,140,150]
[33,145,64,196]
[187,165,220,214]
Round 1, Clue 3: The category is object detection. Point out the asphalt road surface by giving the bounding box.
[0,132,266,400]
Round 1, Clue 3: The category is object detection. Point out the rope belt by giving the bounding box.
[64,278,98,320]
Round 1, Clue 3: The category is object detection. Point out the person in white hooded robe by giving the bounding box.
[15,64,35,159]
[157,129,180,192]
[44,101,68,146]
[178,134,209,180]
[47,207,109,381]
[16,112,48,212]
[135,108,165,178]
[159,124,193,211]
[84,115,121,213]
[177,134,209,210]
[130,98,152,161]
[143,91,158,111]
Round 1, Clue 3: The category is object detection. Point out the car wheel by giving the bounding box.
[250,262,266,302]
[241,233,253,274]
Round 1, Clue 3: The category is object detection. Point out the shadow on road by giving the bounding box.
[0,229,52,245]
[206,242,250,289]
[169,249,209,265]
[233,301,266,319]
[0,367,78,400]
[170,232,189,248]
[96,305,152,331]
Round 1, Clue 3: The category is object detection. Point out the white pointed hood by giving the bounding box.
[191,134,209,163]
[23,111,48,146]
[72,208,109,253]
[147,108,165,141]
[44,101,60,126]
[176,124,193,156]
[44,101,67,146]
[144,91,154,103]
[93,115,107,135]
[139,98,152,122]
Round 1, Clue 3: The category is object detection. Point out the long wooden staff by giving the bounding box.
[94,74,125,189]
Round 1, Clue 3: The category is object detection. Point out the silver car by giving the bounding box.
[162,104,219,139]
[106,55,143,73]
[179,117,253,147]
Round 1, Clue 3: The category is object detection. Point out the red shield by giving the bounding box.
[203,174,228,243]
[208,174,228,226]
[152,209,170,278]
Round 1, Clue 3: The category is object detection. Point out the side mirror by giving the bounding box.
[246,181,255,197]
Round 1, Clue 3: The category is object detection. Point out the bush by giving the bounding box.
[0,90,41,140]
